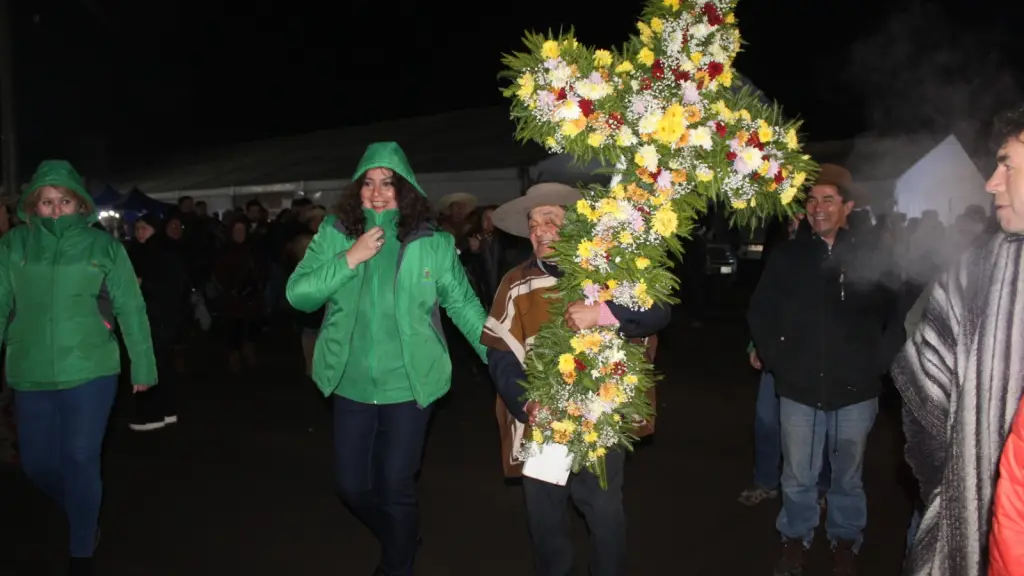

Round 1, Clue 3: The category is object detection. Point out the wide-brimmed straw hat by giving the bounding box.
[492,182,582,238]
[438,192,478,214]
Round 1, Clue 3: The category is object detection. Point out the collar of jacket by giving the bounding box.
[36,213,89,238]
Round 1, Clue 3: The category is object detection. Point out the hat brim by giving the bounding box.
[492,184,583,238]
[438,193,478,213]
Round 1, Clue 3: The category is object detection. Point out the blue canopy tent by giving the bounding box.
[90,184,123,208]
[116,188,176,215]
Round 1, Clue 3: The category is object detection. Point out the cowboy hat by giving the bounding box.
[492,182,582,238]
[437,192,478,214]
[813,163,862,201]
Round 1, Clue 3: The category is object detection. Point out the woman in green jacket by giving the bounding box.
[0,160,157,575]
[287,142,487,576]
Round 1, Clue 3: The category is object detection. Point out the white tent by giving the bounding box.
[894,134,990,224]
[102,107,549,213]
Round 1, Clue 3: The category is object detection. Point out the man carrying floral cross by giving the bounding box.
[481,182,671,576]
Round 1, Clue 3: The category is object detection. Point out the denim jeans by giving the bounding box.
[333,396,433,576]
[777,397,878,550]
[523,449,627,576]
[753,372,831,492]
[15,375,119,558]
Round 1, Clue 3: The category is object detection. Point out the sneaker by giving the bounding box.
[831,539,857,575]
[129,419,167,432]
[737,485,778,506]
[773,538,807,576]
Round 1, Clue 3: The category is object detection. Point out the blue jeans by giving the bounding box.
[333,396,433,576]
[15,375,118,558]
[754,372,830,492]
[777,397,878,550]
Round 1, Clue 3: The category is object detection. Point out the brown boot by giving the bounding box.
[773,538,807,576]
[831,539,857,575]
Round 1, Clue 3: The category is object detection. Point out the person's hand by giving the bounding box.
[468,235,481,253]
[132,385,151,393]
[749,349,762,370]
[345,227,385,269]
[525,400,541,425]
[564,301,601,332]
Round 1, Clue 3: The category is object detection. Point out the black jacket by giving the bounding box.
[747,229,904,411]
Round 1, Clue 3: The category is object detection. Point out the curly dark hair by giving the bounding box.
[991,104,1024,151]
[334,170,435,240]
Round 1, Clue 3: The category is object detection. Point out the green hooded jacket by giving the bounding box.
[0,160,157,391]
[286,143,487,406]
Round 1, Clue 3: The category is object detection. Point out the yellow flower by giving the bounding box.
[606,279,619,290]
[725,12,736,24]
[560,117,587,137]
[637,22,653,46]
[624,375,639,385]
[599,383,619,402]
[516,72,535,101]
[793,171,807,188]
[732,199,748,209]
[719,66,734,87]
[653,103,686,145]
[780,187,798,205]
[633,281,648,301]
[614,61,634,73]
[588,132,607,147]
[758,160,771,176]
[577,240,595,258]
[558,353,575,374]
[689,52,704,66]
[634,144,659,172]
[663,0,680,10]
[650,17,664,33]
[544,137,557,149]
[638,47,655,66]
[737,109,752,122]
[619,231,634,244]
[541,40,560,59]
[531,428,544,443]
[652,207,678,237]
[584,431,599,444]
[713,100,733,122]
[610,184,626,199]
[593,49,613,68]
[785,129,800,150]
[757,121,774,143]
[576,200,598,222]
[696,167,715,182]
[635,257,651,269]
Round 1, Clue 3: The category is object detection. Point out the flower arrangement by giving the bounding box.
[500,0,819,487]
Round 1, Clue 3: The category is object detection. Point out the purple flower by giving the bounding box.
[656,170,673,190]
[682,84,700,103]
[583,282,602,305]
[631,99,647,115]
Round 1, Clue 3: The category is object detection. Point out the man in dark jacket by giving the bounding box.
[748,165,904,576]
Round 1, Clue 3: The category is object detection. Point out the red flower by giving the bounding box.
[652,59,665,79]
[774,172,786,184]
[671,68,691,83]
[611,362,627,377]
[556,88,567,101]
[726,151,738,161]
[747,132,761,147]
[608,112,625,129]
[574,358,588,372]
[752,173,761,181]
[636,205,652,215]
[707,61,724,80]
[703,2,723,26]
[579,98,595,118]
[714,121,728,137]
[640,77,653,91]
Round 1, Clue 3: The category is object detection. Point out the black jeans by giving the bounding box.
[333,396,433,575]
[523,449,628,576]
[134,345,176,423]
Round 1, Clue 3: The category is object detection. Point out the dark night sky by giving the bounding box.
[5,0,1021,179]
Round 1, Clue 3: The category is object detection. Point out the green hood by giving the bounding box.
[18,160,97,223]
[352,142,426,197]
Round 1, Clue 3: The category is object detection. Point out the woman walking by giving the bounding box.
[287,142,487,576]
[0,160,157,575]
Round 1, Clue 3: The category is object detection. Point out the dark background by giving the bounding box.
[5,0,1021,177]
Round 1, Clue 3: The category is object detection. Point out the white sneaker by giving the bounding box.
[129,420,167,432]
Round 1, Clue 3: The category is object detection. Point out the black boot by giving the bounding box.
[69,557,93,576]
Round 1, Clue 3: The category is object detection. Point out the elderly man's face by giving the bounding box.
[528,205,566,260]
[987,134,1024,234]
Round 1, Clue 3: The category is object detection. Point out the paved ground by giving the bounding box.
[0,281,915,575]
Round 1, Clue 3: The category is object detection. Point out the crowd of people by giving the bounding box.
[2,103,1024,575]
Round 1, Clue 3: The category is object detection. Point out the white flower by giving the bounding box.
[576,79,613,100]
[554,99,581,121]
[733,146,765,175]
[548,64,574,88]
[616,126,638,147]
[689,126,713,149]
[636,144,659,172]
[691,23,712,39]
[638,112,661,135]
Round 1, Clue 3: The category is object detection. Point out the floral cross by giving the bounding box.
[500,0,818,487]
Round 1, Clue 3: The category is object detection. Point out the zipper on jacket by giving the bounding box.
[370,224,379,405]
[394,237,413,406]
